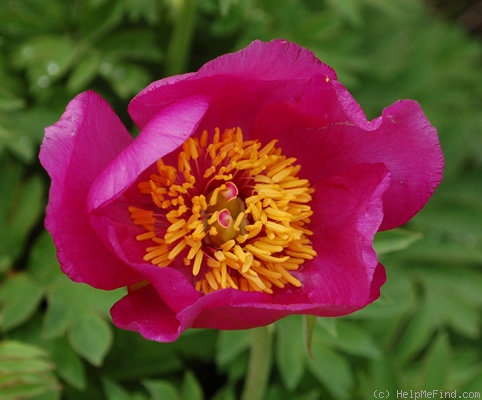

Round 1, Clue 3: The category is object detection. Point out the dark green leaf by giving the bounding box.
[143,379,180,400]
[103,378,133,400]
[103,330,182,380]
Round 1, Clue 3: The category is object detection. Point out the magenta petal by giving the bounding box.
[39,91,141,289]
[182,290,283,330]
[109,236,202,313]
[195,39,336,81]
[87,95,210,212]
[254,75,443,230]
[188,163,390,329]
[111,285,182,342]
[301,163,391,308]
[85,95,210,299]
[368,263,386,303]
[128,40,337,129]
[40,40,443,342]
[169,164,390,334]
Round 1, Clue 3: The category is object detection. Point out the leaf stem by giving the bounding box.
[165,0,197,75]
[241,326,272,400]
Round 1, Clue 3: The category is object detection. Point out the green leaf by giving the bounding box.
[316,316,337,336]
[42,274,123,345]
[42,290,70,339]
[28,232,62,287]
[358,354,399,397]
[435,289,479,339]
[121,0,160,24]
[276,316,306,390]
[77,0,124,40]
[13,35,77,88]
[395,296,439,364]
[103,378,133,400]
[66,50,102,93]
[374,228,422,255]
[420,332,451,390]
[143,379,181,400]
[0,0,66,36]
[0,273,43,331]
[100,61,151,98]
[44,337,86,390]
[172,330,217,362]
[326,0,363,26]
[215,329,251,367]
[0,340,46,360]
[0,107,60,163]
[0,89,25,112]
[316,320,381,359]
[0,57,25,111]
[181,370,203,400]
[103,329,182,380]
[68,309,113,366]
[460,369,482,392]
[307,332,353,399]
[40,273,120,365]
[0,341,60,400]
[351,263,416,319]
[211,385,237,400]
[0,159,43,269]
[97,29,162,63]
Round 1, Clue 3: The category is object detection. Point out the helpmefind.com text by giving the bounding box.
[373,390,481,399]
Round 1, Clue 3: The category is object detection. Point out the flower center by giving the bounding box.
[128,127,316,294]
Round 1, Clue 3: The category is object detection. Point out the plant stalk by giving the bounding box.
[241,326,272,400]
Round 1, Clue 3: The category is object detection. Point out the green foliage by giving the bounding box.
[0,341,60,400]
[0,0,481,399]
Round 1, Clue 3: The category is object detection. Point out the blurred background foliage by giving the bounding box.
[0,0,481,399]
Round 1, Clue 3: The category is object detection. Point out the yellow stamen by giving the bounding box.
[128,127,316,295]
[192,250,203,276]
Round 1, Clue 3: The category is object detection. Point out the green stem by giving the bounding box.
[241,326,273,400]
[165,0,197,75]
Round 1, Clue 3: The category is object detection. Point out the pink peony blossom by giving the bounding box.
[39,39,443,342]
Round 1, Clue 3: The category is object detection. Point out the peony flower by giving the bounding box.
[39,39,443,342]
